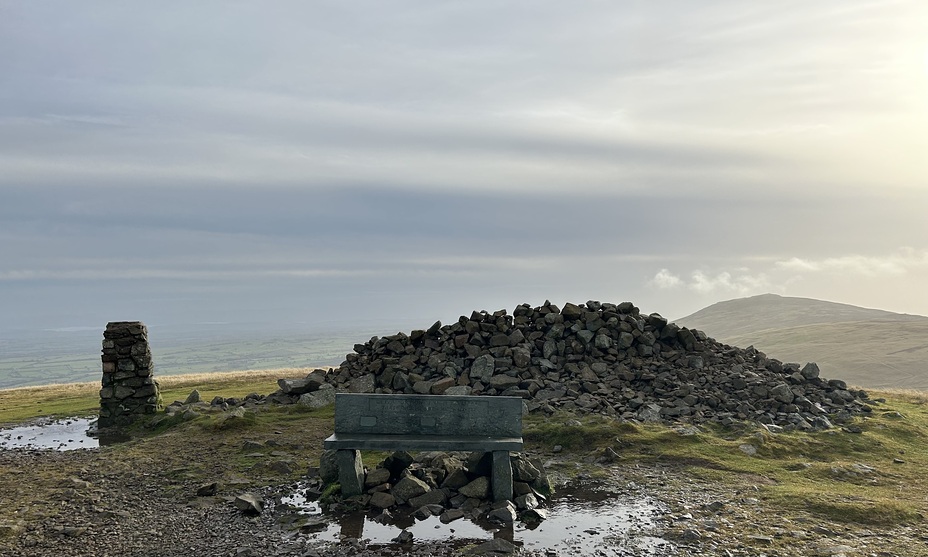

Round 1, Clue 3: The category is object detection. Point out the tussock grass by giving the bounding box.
[876,388,928,405]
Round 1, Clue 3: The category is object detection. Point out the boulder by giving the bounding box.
[298,385,335,409]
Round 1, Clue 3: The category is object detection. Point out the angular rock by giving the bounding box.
[364,467,391,488]
[439,508,465,523]
[514,493,539,510]
[431,377,456,394]
[369,491,396,509]
[522,507,547,521]
[233,493,264,515]
[441,468,470,490]
[391,475,431,503]
[468,538,517,555]
[458,476,490,499]
[196,483,218,496]
[408,489,447,508]
[801,362,820,380]
[470,354,495,380]
[443,385,473,396]
[298,385,335,409]
[487,501,517,523]
[348,374,376,393]
[511,455,541,482]
[385,451,415,480]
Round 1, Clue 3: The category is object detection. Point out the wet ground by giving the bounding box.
[0,416,132,451]
[280,481,675,555]
[0,417,99,450]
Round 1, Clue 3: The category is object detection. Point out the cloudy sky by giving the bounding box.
[2,0,927,334]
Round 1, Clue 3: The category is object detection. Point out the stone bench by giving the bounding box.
[324,393,523,501]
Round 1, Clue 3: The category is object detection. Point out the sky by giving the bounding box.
[2,0,927,336]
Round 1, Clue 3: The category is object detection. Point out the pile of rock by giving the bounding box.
[273,369,336,409]
[99,321,161,428]
[302,300,871,430]
[318,449,551,525]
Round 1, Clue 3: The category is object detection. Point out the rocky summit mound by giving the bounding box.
[281,301,871,431]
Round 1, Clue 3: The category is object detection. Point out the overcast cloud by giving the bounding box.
[2,0,927,335]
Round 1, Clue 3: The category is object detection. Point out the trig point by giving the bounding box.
[99,321,161,428]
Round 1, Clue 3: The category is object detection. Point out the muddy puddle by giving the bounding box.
[0,416,128,451]
[280,481,673,555]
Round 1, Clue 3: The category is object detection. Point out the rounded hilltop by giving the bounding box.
[315,300,870,430]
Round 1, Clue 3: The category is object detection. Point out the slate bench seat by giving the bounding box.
[324,393,523,501]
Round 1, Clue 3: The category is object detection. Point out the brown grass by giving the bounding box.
[873,388,928,405]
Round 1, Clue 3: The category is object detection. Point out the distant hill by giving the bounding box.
[675,294,928,390]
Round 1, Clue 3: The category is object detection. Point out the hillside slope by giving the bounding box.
[676,294,928,389]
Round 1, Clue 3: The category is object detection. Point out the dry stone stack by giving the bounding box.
[325,300,871,430]
[99,321,161,428]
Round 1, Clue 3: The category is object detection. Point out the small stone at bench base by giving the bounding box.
[468,538,517,555]
[522,507,547,522]
[369,492,395,509]
[364,467,391,488]
[408,489,447,508]
[458,476,490,499]
[440,508,465,523]
[488,501,517,523]
[392,530,414,544]
[385,451,415,480]
[414,504,444,520]
[391,475,430,504]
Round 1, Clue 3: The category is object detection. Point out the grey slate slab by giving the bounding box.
[324,433,523,452]
[332,393,522,437]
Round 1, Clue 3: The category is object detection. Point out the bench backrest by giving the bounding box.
[334,393,522,438]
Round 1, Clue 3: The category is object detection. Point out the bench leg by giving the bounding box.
[336,449,364,497]
[491,450,513,502]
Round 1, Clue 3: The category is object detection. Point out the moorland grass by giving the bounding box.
[1,372,926,528]
[0,368,320,425]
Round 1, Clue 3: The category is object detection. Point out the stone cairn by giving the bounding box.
[99,321,161,428]
[294,300,872,431]
[315,449,551,526]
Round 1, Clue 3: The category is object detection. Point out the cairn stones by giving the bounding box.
[100,321,161,428]
[330,300,869,430]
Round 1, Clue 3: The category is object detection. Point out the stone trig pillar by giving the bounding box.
[99,321,161,428]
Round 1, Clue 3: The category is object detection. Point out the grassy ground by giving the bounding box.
[523,388,928,531]
[1,373,927,548]
[0,368,319,426]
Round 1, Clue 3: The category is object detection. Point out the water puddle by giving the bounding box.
[0,416,128,451]
[280,481,673,555]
